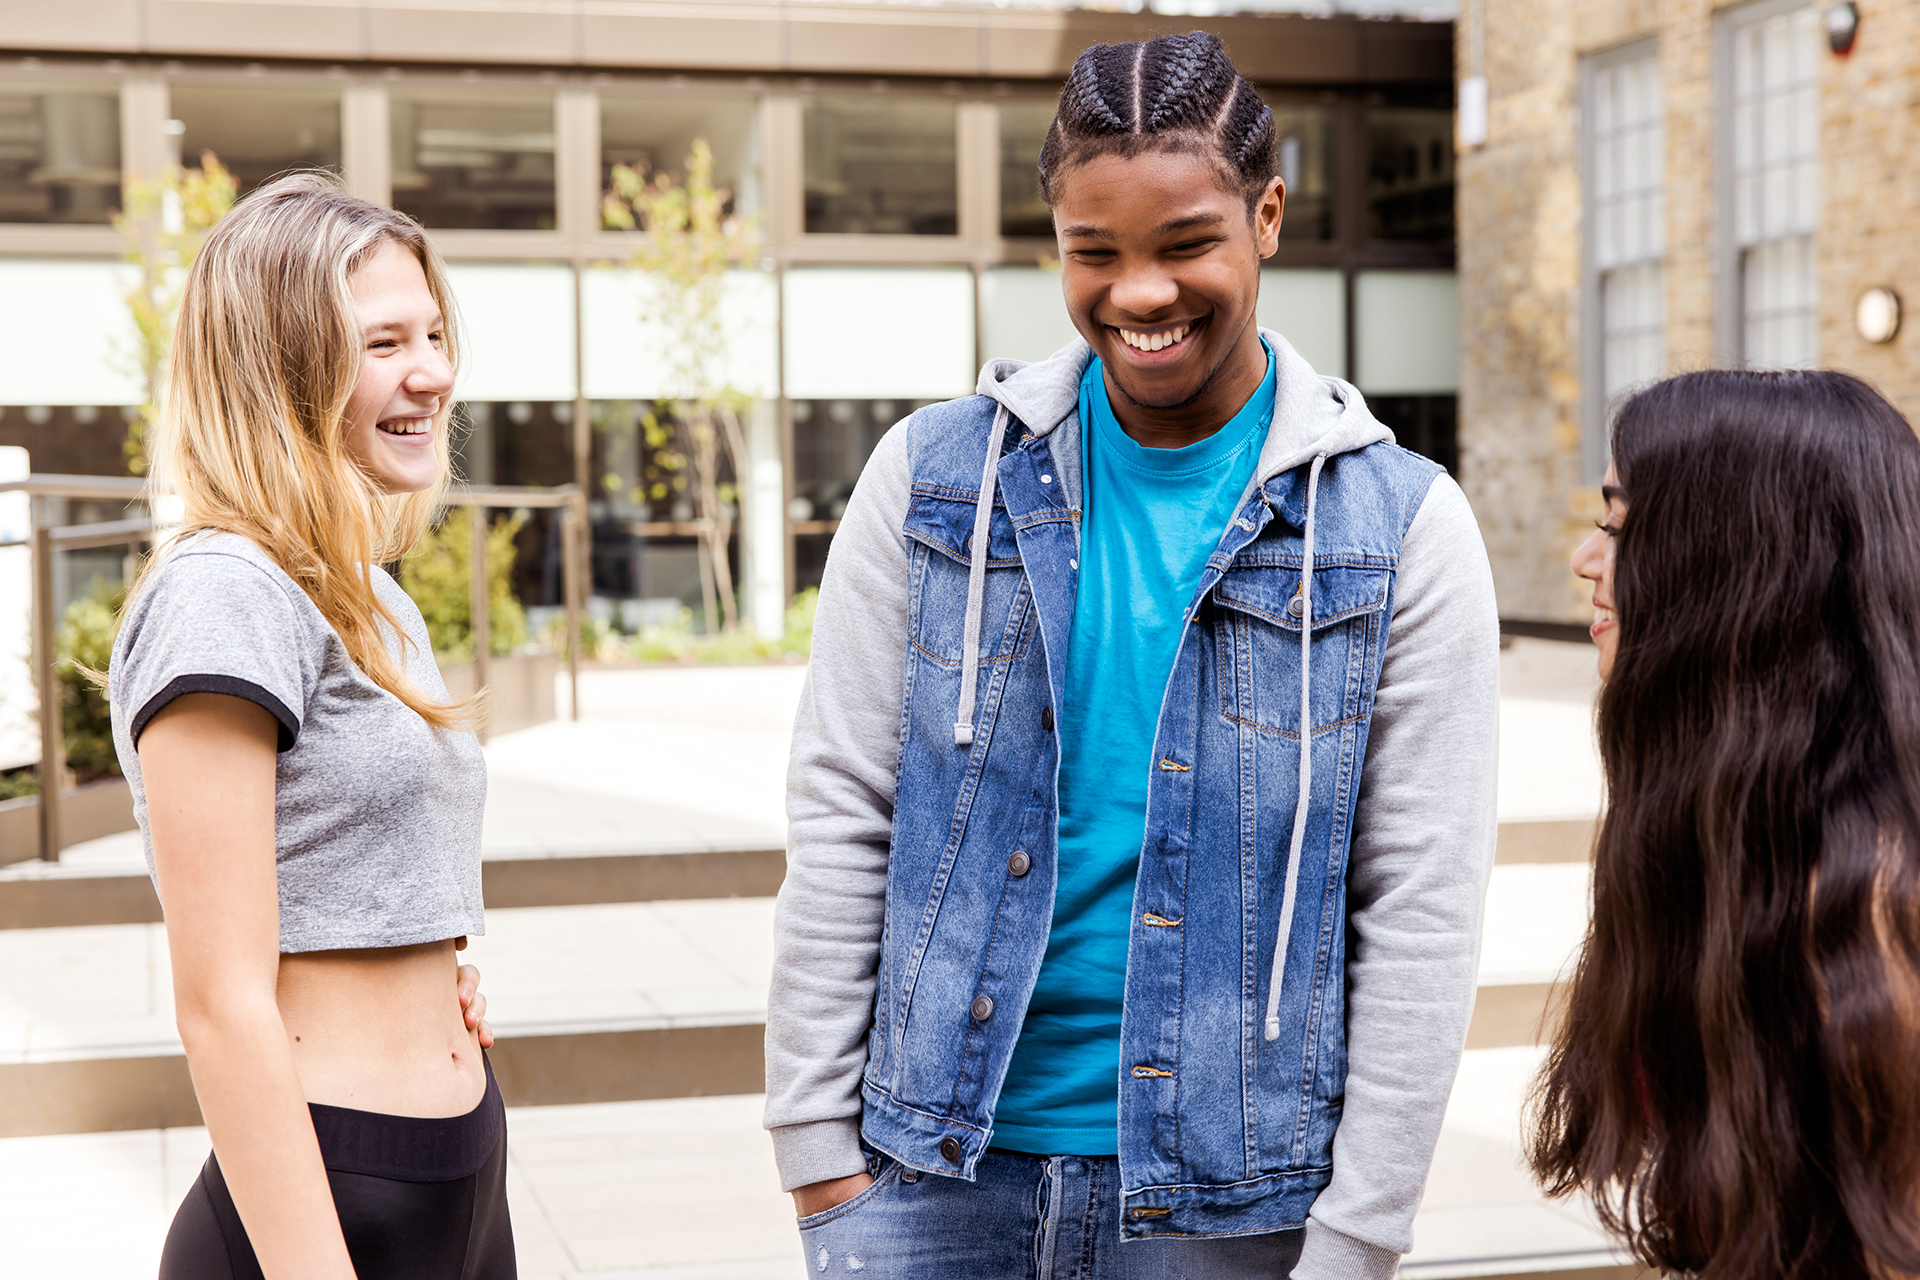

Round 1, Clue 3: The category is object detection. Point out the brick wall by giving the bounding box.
[1460,0,1920,623]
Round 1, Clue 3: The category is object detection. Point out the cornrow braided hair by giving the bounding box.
[1038,31,1278,215]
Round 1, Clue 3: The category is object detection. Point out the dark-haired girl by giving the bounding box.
[1538,369,1920,1280]
[765,30,1501,1279]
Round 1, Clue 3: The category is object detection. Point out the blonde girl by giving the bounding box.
[108,172,513,1279]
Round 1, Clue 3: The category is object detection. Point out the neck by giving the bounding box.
[1102,317,1267,450]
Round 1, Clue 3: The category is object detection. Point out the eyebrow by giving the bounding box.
[1601,484,1625,505]
[364,316,444,336]
[1058,212,1231,241]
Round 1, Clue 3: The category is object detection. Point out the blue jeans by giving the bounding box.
[796,1149,1303,1279]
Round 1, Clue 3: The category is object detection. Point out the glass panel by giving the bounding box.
[1589,51,1664,272]
[1264,100,1335,242]
[1256,269,1345,378]
[389,88,556,230]
[981,266,1077,364]
[1741,235,1817,368]
[0,259,145,406]
[1366,395,1457,474]
[783,268,974,399]
[804,94,956,236]
[1601,260,1665,401]
[998,99,1054,238]
[600,93,762,221]
[0,83,119,223]
[1365,106,1455,243]
[169,83,341,195]
[441,264,577,401]
[789,396,928,592]
[1354,271,1458,394]
[1730,4,1818,248]
[0,403,140,476]
[586,398,739,619]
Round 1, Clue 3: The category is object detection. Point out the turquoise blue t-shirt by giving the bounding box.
[991,343,1276,1155]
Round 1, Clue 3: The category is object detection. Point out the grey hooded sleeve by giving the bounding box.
[1293,474,1501,1279]
[762,420,915,1190]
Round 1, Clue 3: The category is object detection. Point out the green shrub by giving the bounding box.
[544,587,817,666]
[57,580,123,785]
[398,508,529,663]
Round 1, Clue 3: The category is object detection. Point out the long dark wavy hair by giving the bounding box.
[1529,369,1920,1279]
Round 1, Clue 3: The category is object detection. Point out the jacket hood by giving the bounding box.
[974,327,1393,486]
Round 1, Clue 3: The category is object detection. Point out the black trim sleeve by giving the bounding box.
[131,675,300,752]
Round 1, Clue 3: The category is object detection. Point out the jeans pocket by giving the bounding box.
[795,1158,899,1231]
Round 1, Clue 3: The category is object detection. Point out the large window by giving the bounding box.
[0,82,119,223]
[1365,101,1454,242]
[1266,98,1336,243]
[389,87,556,230]
[170,83,341,194]
[1725,2,1820,368]
[1583,43,1665,478]
[600,93,761,221]
[998,99,1054,239]
[804,94,957,235]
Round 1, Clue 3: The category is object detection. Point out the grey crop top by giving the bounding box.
[109,532,487,953]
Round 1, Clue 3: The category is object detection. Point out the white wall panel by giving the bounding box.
[582,267,777,401]
[1354,271,1459,394]
[443,263,577,402]
[0,260,145,406]
[1257,269,1346,380]
[981,266,1081,366]
[783,268,975,400]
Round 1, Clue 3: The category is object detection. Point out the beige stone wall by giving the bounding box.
[1461,0,1920,622]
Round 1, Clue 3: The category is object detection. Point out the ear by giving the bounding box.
[1253,176,1284,260]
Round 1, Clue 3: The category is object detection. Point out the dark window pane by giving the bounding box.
[1366,106,1454,243]
[390,89,555,230]
[0,84,120,224]
[789,398,918,526]
[600,94,761,222]
[1367,393,1457,474]
[170,84,341,195]
[0,403,137,475]
[804,95,956,235]
[1266,101,1336,242]
[999,99,1054,238]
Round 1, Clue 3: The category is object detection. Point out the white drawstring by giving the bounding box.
[1265,453,1327,1042]
[955,404,1012,746]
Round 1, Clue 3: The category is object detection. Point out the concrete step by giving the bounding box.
[0,815,1594,931]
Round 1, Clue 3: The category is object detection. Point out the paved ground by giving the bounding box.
[0,639,1622,1277]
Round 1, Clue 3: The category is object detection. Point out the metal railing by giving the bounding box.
[2,475,586,860]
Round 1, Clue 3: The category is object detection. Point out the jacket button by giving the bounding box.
[971,995,994,1021]
[1288,595,1306,618]
[1008,850,1031,877]
[939,1136,963,1163]
[1041,704,1054,732]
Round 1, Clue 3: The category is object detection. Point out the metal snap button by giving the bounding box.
[971,995,994,1021]
[939,1136,963,1163]
[1040,705,1054,732]
[1287,595,1306,618]
[1008,850,1032,877]
[1041,473,1053,483]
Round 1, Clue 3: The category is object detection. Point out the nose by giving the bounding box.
[1570,526,1608,584]
[406,341,456,400]
[1109,258,1180,318]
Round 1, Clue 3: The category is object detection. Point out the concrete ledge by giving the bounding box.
[1467,983,1559,1051]
[0,845,787,929]
[0,778,136,868]
[0,1020,765,1138]
[1495,819,1594,865]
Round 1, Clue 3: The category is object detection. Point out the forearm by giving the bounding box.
[180,998,354,1279]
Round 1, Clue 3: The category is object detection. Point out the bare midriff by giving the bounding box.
[277,939,485,1119]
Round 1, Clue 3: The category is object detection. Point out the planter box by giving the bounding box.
[438,650,559,737]
[0,777,137,866]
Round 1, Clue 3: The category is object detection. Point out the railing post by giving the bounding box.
[563,493,582,722]
[469,502,491,746]
[31,523,61,861]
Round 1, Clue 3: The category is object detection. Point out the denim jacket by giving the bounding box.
[768,333,1500,1277]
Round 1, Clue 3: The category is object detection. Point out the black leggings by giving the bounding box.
[160,1056,515,1279]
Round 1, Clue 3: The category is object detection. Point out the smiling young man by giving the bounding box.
[765,33,1500,1280]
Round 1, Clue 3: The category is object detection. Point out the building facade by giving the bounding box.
[1458,0,1920,624]
[1,0,1457,638]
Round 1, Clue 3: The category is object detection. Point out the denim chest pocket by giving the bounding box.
[902,489,1035,668]
[1209,561,1390,737]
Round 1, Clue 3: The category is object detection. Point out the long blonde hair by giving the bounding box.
[145,171,469,729]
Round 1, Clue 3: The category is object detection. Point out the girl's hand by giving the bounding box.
[453,939,494,1048]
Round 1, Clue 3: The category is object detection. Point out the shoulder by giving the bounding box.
[1332,442,1446,538]
[148,532,309,603]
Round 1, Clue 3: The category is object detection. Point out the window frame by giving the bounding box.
[1579,35,1664,484]
[1713,0,1821,369]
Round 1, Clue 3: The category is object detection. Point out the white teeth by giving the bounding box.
[381,417,430,435]
[1119,323,1190,352]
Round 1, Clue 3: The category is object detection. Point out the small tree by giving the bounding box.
[113,151,237,475]
[602,140,759,634]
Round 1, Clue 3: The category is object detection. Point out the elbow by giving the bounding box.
[173,984,283,1058]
